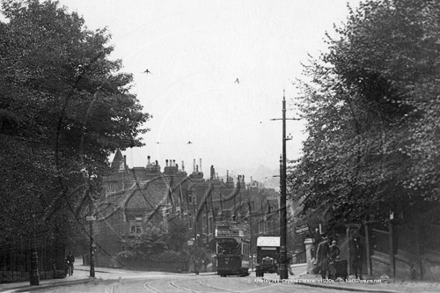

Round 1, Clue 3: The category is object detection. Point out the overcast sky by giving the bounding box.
[11,0,362,180]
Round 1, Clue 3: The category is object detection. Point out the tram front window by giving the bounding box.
[217,238,240,255]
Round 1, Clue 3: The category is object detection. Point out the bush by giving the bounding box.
[151,250,187,263]
[115,250,138,263]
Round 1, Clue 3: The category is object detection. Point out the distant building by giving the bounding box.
[90,150,281,268]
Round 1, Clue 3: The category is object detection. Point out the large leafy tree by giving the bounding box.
[0,0,149,249]
[290,0,440,226]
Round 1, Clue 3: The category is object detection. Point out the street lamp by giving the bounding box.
[30,213,40,285]
[83,169,97,278]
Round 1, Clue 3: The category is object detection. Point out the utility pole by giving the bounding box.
[271,90,295,280]
[280,93,288,280]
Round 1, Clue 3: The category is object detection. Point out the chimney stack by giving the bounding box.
[147,155,151,165]
[210,165,215,180]
[193,159,196,173]
[199,158,202,174]
[182,161,185,171]
[166,159,169,167]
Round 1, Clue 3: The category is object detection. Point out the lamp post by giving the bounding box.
[30,214,40,285]
[83,169,96,278]
[89,193,95,278]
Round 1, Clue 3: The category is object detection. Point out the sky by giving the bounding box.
[5,0,362,181]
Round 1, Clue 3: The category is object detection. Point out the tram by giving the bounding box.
[215,221,250,277]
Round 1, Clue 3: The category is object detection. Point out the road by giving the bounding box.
[35,274,338,293]
[10,262,436,293]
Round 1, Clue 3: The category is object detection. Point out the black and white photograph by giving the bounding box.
[1,0,440,292]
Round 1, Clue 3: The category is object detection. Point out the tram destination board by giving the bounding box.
[215,221,245,237]
[215,227,241,237]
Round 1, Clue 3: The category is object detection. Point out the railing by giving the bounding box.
[0,239,65,283]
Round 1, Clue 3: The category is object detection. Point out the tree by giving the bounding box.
[0,0,149,250]
[165,220,190,252]
[290,0,440,226]
[133,223,168,259]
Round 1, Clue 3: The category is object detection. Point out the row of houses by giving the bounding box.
[88,150,282,267]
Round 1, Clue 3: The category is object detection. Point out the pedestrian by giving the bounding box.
[328,240,340,279]
[329,240,340,262]
[65,258,70,276]
[351,237,364,279]
[194,257,200,275]
[66,251,75,276]
[316,234,330,279]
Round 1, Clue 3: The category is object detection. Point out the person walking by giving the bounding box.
[316,235,330,279]
[351,237,364,279]
[328,240,340,279]
[329,240,340,262]
[66,251,75,276]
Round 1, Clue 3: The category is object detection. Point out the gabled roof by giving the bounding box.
[96,174,187,221]
[110,149,124,171]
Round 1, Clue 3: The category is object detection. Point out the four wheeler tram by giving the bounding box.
[215,221,250,277]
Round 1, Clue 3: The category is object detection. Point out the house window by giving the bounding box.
[259,220,266,234]
[188,214,193,229]
[129,216,143,235]
[208,216,212,235]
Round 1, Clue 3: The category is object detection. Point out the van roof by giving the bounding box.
[257,236,280,247]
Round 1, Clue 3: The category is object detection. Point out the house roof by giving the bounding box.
[110,149,124,171]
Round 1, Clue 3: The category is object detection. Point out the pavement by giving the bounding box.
[262,264,440,293]
[0,259,181,293]
[1,262,440,293]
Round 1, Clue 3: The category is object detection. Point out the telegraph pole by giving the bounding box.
[271,90,295,280]
[280,93,288,280]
